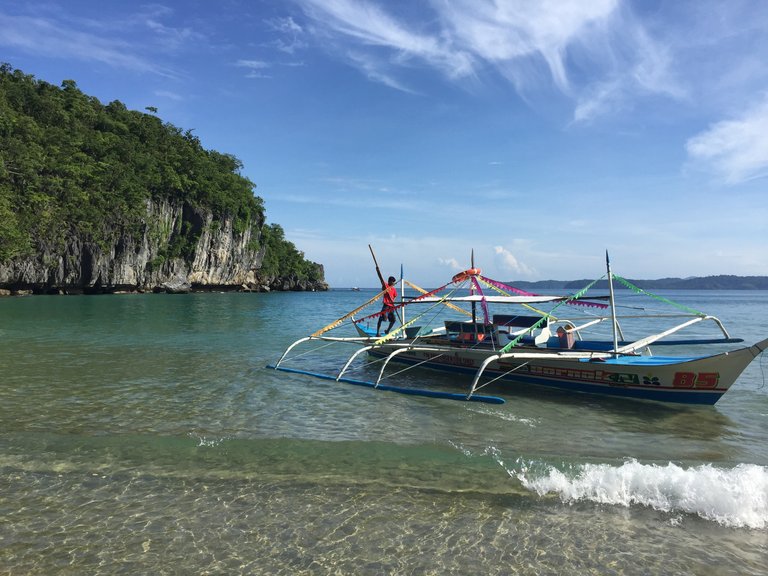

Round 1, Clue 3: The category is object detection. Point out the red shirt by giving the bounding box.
[383,284,397,308]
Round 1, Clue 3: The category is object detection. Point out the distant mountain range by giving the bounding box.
[508,275,768,290]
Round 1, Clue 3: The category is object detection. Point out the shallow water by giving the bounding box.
[1,290,767,574]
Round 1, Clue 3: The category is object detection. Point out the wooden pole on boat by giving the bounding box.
[606,250,619,356]
[368,244,404,329]
[369,244,384,289]
[470,249,477,325]
[398,262,405,326]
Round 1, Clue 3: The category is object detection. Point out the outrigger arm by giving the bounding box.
[373,345,447,387]
[275,337,313,368]
[337,345,375,381]
[466,349,614,400]
[468,353,529,400]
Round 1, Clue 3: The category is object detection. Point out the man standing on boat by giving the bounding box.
[376,270,397,337]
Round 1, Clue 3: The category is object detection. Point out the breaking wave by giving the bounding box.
[509,457,768,529]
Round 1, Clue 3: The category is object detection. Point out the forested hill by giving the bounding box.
[510,275,768,290]
[0,64,327,294]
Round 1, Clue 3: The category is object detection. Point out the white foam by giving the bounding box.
[465,404,539,427]
[511,458,768,529]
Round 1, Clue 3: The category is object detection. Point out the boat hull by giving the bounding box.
[364,337,768,405]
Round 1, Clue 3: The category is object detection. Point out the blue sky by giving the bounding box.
[2,0,767,287]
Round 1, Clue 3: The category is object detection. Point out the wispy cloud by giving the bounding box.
[264,16,307,54]
[346,51,418,94]
[294,0,682,118]
[297,0,474,86]
[236,59,272,78]
[571,17,683,124]
[437,0,618,90]
[0,13,152,72]
[0,8,188,77]
[154,89,183,101]
[686,94,768,184]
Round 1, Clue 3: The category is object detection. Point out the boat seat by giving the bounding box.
[444,321,498,344]
[495,314,550,347]
[493,314,546,329]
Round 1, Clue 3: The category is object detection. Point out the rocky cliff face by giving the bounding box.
[0,200,328,294]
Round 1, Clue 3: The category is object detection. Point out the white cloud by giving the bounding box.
[570,8,684,124]
[438,257,463,271]
[437,0,618,91]
[297,0,475,81]
[493,246,535,277]
[236,59,273,79]
[686,94,768,184]
[265,16,306,54]
[295,0,684,121]
[0,13,157,73]
[346,51,418,94]
[0,8,190,77]
[154,89,183,101]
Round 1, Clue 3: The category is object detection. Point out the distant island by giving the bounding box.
[508,275,768,290]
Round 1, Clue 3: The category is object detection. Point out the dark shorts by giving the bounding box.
[381,306,395,322]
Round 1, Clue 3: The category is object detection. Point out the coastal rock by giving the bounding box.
[0,199,328,294]
[159,276,192,294]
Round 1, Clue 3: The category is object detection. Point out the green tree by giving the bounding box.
[0,63,321,285]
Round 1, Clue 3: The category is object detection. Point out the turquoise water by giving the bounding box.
[1,290,767,575]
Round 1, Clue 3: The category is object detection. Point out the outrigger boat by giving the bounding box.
[271,254,768,405]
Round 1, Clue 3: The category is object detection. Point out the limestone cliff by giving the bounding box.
[0,199,328,294]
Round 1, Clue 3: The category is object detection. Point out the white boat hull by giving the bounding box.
[362,336,768,405]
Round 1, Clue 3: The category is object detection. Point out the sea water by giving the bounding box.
[1,289,767,575]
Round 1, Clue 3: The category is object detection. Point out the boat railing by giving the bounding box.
[551,313,736,351]
[615,315,733,354]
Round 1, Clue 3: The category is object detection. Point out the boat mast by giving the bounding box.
[606,250,619,356]
[470,249,477,324]
[400,262,405,330]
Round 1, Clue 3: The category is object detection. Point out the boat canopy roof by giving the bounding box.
[412,295,576,304]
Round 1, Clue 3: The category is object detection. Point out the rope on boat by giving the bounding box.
[354,280,454,329]
[280,338,340,363]
[477,276,554,318]
[372,282,464,345]
[404,279,470,317]
[470,276,491,324]
[311,289,386,337]
[478,275,608,309]
[375,348,455,382]
[612,274,706,316]
[470,361,531,393]
[500,275,606,353]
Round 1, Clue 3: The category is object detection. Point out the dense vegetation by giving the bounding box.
[0,64,321,283]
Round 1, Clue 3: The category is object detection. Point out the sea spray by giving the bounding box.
[509,458,768,529]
